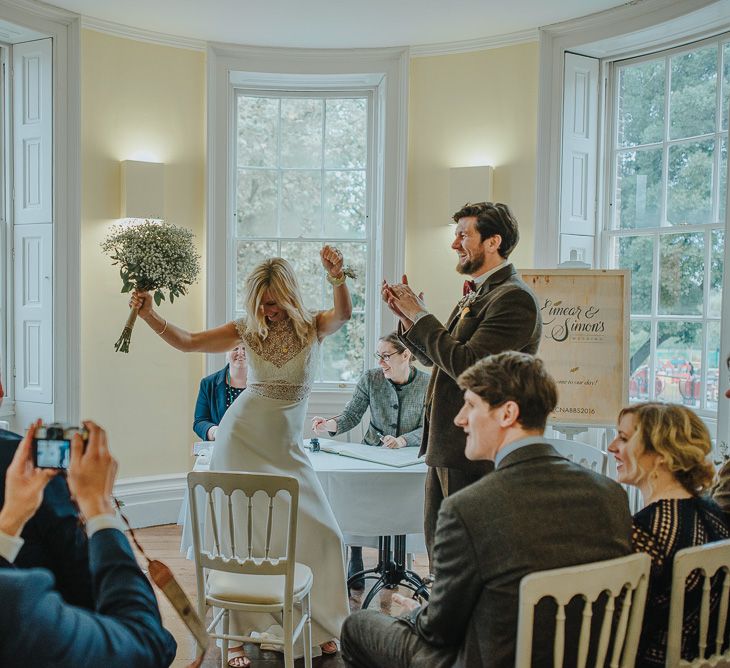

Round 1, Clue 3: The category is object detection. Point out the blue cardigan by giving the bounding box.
[193,364,230,441]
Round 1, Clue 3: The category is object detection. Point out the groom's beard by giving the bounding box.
[456,247,486,277]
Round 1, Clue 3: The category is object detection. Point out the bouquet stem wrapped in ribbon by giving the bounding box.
[102,220,201,353]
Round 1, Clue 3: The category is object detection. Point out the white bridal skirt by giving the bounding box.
[210,388,349,648]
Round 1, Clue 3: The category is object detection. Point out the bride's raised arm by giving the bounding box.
[129,291,241,353]
[316,245,353,339]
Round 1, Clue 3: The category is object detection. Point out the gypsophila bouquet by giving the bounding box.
[102,220,201,353]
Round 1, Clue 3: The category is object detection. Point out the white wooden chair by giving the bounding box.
[187,471,313,668]
[515,552,651,668]
[666,538,730,667]
[546,437,608,476]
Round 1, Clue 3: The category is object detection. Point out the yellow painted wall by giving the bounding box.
[79,32,538,479]
[80,29,205,477]
[406,43,539,322]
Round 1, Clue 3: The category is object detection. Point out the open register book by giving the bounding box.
[316,440,425,468]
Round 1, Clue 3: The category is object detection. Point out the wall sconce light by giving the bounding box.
[448,166,494,222]
[120,160,164,221]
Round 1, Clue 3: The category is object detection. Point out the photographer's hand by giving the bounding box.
[0,421,57,537]
[68,421,118,520]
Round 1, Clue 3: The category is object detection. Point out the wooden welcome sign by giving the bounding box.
[520,269,630,427]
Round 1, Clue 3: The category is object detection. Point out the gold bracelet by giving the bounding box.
[326,272,346,287]
[157,319,168,336]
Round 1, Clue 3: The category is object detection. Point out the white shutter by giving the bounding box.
[560,52,599,265]
[13,223,52,403]
[12,38,52,405]
[13,38,52,226]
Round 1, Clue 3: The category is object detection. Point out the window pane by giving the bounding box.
[720,42,730,130]
[321,313,365,382]
[614,148,662,229]
[325,98,367,169]
[628,320,652,402]
[615,236,653,314]
[324,170,366,238]
[618,59,665,147]
[667,140,714,226]
[710,229,724,318]
[707,320,721,410]
[236,169,278,238]
[669,46,717,140]
[658,232,704,315]
[335,241,367,310]
[280,241,324,312]
[237,96,279,168]
[235,240,278,311]
[281,171,322,238]
[280,98,323,169]
[655,321,702,408]
[720,136,728,223]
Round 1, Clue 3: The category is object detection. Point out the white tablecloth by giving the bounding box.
[179,439,427,557]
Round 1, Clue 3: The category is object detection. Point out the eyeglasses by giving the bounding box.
[374,351,404,362]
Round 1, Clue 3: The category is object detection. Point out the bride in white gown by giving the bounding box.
[131,247,352,667]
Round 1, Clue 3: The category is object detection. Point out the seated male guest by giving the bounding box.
[194,344,247,441]
[0,426,92,608]
[341,352,632,668]
[0,421,176,668]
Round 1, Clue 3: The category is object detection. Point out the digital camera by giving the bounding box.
[32,423,88,470]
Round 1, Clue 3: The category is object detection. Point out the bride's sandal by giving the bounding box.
[320,640,338,655]
[227,646,251,668]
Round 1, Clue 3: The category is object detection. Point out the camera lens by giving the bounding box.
[46,425,64,440]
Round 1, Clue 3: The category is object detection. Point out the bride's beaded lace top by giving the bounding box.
[235,317,319,402]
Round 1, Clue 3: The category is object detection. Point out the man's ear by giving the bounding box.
[483,233,502,255]
[500,400,520,428]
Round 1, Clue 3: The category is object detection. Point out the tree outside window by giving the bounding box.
[610,37,729,414]
[233,93,370,382]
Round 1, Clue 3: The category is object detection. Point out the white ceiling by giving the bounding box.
[47,0,629,49]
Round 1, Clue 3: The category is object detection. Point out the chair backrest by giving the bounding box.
[546,437,608,476]
[187,471,299,582]
[515,552,651,668]
[666,538,730,667]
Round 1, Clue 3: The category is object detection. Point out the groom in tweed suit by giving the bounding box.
[341,353,632,668]
[382,202,542,558]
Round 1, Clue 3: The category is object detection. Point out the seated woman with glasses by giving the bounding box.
[311,332,429,590]
[608,402,729,667]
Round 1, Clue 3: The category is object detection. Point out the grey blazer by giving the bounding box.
[399,263,542,474]
[333,367,429,446]
[403,442,632,668]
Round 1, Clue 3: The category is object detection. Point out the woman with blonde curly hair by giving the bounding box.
[131,247,351,667]
[608,402,729,667]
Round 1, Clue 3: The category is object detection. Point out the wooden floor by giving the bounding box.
[131,524,430,668]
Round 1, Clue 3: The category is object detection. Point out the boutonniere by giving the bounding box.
[457,290,479,319]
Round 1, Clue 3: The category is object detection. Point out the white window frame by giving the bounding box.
[602,35,728,420]
[230,86,375,384]
[535,0,730,442]
[207,44,409,405]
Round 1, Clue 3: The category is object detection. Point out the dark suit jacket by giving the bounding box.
[399,263,542,474]
[0,428,92,608]
[404,442,632,668]
[193,364,230,440]
[0,528,177,668]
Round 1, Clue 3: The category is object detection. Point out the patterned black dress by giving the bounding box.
[632,496,730,667]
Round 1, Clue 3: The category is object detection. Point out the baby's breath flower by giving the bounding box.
[102,220,201,352]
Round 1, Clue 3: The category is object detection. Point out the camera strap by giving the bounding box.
[115,498,209,667]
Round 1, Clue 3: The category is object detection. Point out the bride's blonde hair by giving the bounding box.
[244,258,314,344]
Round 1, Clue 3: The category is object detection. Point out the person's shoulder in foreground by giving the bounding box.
[0,421,176,668]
